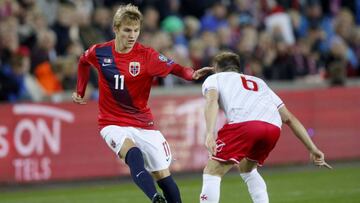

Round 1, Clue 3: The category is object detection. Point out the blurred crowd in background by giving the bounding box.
[1,0,360,103]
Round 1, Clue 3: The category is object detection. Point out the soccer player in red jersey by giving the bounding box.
[199,52,331,203]
[72,4,212,203]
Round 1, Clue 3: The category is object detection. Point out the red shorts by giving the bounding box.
[212,121,280,165]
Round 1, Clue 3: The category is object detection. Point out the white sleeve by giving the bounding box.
[202,74,218,96]
[268,87,284,109]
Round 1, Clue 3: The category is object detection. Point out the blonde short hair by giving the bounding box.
[113,4,143,28]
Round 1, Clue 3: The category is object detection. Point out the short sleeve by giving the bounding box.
[268,88,284,109]
[146,48,174,77]
[202,74,218,96]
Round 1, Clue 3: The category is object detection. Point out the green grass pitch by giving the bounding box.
[1,162,360,203]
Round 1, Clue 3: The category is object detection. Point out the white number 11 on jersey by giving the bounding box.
[114,74,124,90]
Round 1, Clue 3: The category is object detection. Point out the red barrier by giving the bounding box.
[0,87,359,184]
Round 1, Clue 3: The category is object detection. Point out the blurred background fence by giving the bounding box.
[0,84,359,184]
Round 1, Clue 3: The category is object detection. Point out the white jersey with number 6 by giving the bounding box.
[202,72,284,128]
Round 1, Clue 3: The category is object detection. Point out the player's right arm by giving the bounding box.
[202,75,219,155]
[73,46,97,105]
[279,106,332,169]
[204,89,219,156]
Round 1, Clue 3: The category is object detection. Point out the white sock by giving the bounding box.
[200,174,221,203]
[240,169,269,203]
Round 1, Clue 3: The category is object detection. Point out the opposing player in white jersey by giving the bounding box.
[199,52,331,203]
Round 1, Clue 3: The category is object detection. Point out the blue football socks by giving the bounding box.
[125,147,157,200]
[157,175,182,203]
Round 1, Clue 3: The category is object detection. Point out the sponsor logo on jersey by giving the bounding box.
[102,58,113,67]
[166,59,174,66]
[104,58,112,63]
[129,62,140,76]
[158,54,174,66]
[158,54,168,62]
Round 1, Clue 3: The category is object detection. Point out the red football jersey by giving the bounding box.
[76,40,193,130]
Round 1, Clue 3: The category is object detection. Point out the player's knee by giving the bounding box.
[238,158,257,173]
[204,165,217,176]
[152,168,170,180]
[238,166,253,173]
[204,164,226,177]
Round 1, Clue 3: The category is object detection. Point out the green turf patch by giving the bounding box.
[1,164,360,203]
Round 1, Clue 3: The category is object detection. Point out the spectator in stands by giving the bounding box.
[216,26,232,50]
[0,52,22,102]
[297,0,334,52]
[334,9,355,44]
[36,0,58,25]
[183,16,201,43]
[292,38,323,81]
[264,27,295,80]
[254,32,275,73]
[325,36,358,82]
[350,27,360,71]
[200,31,220,65]
[1,0,360,103]
[226,12,242,51]
[31,29,57,73]
[231,0,255,27]
[0,47,43,102]
[52,56,77,91]
[235,26,258,74]
[161,15,186,46]
[200,1,228,32]
[51,2,77,56]
[142,6,160,34]
[0,18,15,67]
[33,58,62,96]
[78,11,105,50]
[189,39,207,71]
[93,7,113,41]
[139,6,160,46]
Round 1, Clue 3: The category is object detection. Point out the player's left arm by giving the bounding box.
[146,48,214,80]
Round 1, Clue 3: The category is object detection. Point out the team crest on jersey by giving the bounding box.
[129,62,140,76]
[103,58,113,64]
